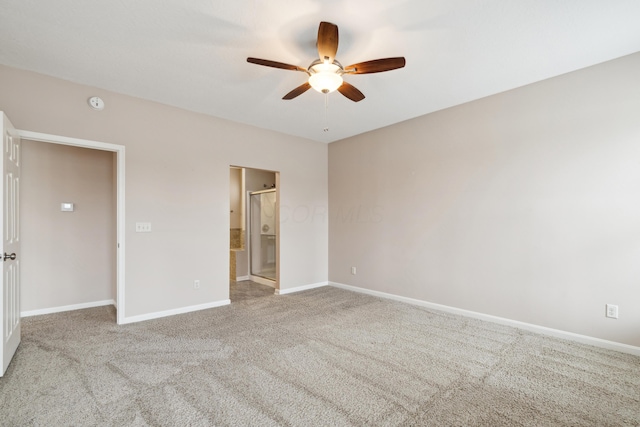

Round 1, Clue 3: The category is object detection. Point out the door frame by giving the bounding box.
[16,130,126,324]
[229,167,280,292]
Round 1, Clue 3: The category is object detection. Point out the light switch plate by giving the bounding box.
[61,203,74,212]
[135,222,152,232]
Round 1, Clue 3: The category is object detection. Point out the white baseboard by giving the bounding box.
[276,281,328,295]
[119,299,230,325]
[329,282,640,357]
[21,299,116,317]
[235,275,250,282]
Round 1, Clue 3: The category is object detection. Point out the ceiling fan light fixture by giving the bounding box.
[309,72,343,93]
[308,62,343,93]
[247,22,405,102]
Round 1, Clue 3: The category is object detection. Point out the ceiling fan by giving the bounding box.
[247,21,406,102]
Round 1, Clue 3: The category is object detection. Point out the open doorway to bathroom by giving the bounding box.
[229,166,279,302]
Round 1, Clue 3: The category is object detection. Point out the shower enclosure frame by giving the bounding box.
[247,188,278,288]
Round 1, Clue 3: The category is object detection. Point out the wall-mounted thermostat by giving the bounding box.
[88,96,105,111]
[61,203,74,212]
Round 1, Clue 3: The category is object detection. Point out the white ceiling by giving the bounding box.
[1,1,640,143]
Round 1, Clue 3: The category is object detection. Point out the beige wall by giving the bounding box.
[329,52,640,347]
[21,140,115,311]
[0,64,328,319]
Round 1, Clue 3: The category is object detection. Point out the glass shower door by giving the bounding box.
[250,190,276,281]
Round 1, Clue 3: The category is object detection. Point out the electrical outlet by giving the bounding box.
[194,280,200,289]
[351,267,356,275]
[605,304,618,319]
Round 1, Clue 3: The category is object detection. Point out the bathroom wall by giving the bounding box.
[229,167,242,231]
[245,168,276,192]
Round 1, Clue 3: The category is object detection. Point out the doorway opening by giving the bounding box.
[16,130,125,324]
[229,166,279,302]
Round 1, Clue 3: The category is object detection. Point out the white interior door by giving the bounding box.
[1,112,21,376]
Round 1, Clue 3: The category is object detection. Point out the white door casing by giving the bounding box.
[1,112,21,376]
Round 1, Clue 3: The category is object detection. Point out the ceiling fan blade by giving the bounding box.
[283,82,312,100]
[317,21,339,64]
[338,82,365,102]
[345,57,406,74]
[247,57,307,72]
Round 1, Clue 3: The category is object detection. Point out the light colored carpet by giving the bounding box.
[1,283,638,426]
